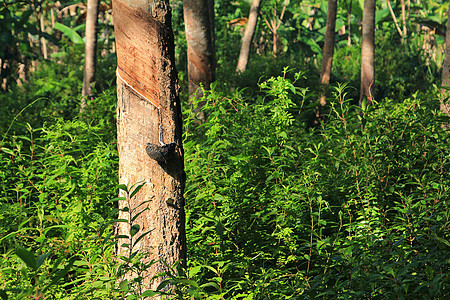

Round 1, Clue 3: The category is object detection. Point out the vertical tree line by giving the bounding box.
[184,0,216,100]
[441,3,450,115]
[236,0,262,73]
[82,0,99,108]
[112,0,186,290]
[319,0,338,106]
[360,0,375,106]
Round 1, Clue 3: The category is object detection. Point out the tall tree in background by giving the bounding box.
[344,0,352,46]
[112,0,186,291]
[319,0,338,106]
[441,3,450,115]
[81,0,99,108]
[236,0,261,73]
[184,0,215,100]
[360,0,375,106]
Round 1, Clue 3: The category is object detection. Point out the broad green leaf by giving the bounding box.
[36,252,50,269]
[15,248,37,271]
[141,290,158,297]
[130,181,146,198]
[189,265,202,278]
[54,22,83,44]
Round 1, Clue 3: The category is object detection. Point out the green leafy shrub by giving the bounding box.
[180,74,449,299]
[1,67,449,299]
[332,30,441,103]
[0,86,120,298]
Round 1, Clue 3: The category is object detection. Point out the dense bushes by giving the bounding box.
[180,74,449,298]
[1,0,449,297]
[1,70,449,298]
[0,91,120,298]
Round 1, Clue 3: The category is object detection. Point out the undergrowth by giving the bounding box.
[179,71,449,299]
[0,71,449,299]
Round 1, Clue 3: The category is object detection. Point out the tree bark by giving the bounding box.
[184,0,215,99]
[345,0,352,46]
[319,0,338,106]
[441,3,450,115]
[208,0,216,78]
[360,0,375,107]
[40,11,48,59]
[82,0,99,107]
[236,0,261,72]
[400,0,407,40]
[112,0,186,293]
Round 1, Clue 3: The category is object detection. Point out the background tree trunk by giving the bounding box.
[360,0,375,107]
[236,0,261,72]
[81,0,99,108]
[400,0,407,41]
[184,0,215,100]
[346,0,352,46]
[40,11,48,59]
[112,0,186,292]
[208,0,216,78]
[441,3,450,115]
[319,0,338,106]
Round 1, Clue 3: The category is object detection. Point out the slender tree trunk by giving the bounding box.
[82,0,100,108]
[40,11,48,59]
[112,0,186,292]
[440,3,450,115]
[31,0,44,58]
[400,0,407,40]
[387,0,403,38]
[272,21,278,54]
[319,0,338,106]
[236,0,261,73]
[346,0,352,46]
[208,0,216,77]
[360,0,375,107]
[184,0,215,100]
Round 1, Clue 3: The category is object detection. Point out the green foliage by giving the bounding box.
[0,82,120,298]
[178,75,450,299]
[54,22,84,45]
[0,0,37,89]
[1,0,449,298]
[331,30,441,103]
[0,52,84,131]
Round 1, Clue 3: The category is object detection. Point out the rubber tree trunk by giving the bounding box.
[112,0,186,292]
[441,3,450,115]
[319,0,338,106]
[359,0,375,107]
[82,0,99,109]
[184,0,215,100]
[236,0,261,73]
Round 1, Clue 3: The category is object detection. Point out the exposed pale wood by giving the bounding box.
[114,1,161,107]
